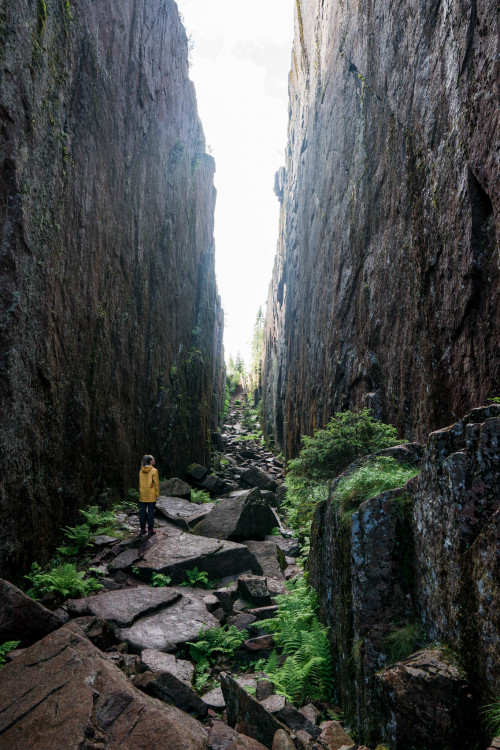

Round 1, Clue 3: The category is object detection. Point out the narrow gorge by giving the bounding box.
[0,1,499,750]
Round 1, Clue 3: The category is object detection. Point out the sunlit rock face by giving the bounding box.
[262,0,499,457]
[0,0,224,579]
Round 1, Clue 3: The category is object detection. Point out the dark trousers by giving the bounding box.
[139,502,156,531]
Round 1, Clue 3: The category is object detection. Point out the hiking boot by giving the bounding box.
[147,529,156,536]
[139,528,146,536]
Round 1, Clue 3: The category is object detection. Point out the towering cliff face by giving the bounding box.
[263,0,499,456]
[0,0,224,579]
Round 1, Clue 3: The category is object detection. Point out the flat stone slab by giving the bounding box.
[140,649,194,685]
[108,547,142,571]
[67,586,180,628]
[0,623,208,750]
[156,496,215,530]
[115,591,219,652]
[135,531,261,584]
[92,534,119,546]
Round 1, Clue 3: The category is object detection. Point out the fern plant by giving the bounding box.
[0,641,20,666]
[190,489,212,504]
[180,567,217,588]
[152,573,172,587]
[188,624,248,693]
[259,577,334,703]
[25,562,103,601]
[58,523,93,555]
[79,505,119,535]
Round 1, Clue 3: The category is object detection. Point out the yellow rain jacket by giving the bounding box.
[139,465,160,503]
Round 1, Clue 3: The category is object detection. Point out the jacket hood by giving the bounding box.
[141,465,154,473]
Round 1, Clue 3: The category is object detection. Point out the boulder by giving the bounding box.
[265,536,300,558]
[160,477,192,499]
[115,590,219,653]
[198,474,228,495]
[298,704,320,726]
[203,686,226,710]
[140,649,194,685]
[135,531,261,583]
[156,495,215,530]
[238,575,272,607]
[244,540,286,578]
[193,488,278,542]
[67,586,181,627]
[260,695,287,713]
[132,670,208,717]
[0,577,63,647]
[0,622,208,749]
[274,704,321,739]
[227,613,257,631]
[221,673,305,749]
[374,646,477,750]
[187,463,209,481]
[248,605,279,620]
[245,635,274,652]
[240,466,278,492]
[272,729,296,750]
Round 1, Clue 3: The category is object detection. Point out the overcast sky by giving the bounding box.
[175,0,294,367]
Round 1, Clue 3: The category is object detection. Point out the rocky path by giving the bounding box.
[0,388,359,750]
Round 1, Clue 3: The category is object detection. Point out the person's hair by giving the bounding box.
[141,454,155,467]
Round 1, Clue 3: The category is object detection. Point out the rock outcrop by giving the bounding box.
[262,0,499,457]
[0,622,208,749]
[308,407,499,747]
[0,0,224,580]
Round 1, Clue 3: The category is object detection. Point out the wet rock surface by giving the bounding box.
[262,0,499,458]
[0,0,225,582]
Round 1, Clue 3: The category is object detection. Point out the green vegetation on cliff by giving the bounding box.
[284,410,401,535]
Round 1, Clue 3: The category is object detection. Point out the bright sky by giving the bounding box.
[176,0,294,368]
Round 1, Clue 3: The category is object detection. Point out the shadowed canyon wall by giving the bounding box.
[262,0,499,457]
[0,0,224,579]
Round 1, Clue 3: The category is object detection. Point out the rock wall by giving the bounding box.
[262,0,499,457]
[308,405,500,748]
[0,0,224,580]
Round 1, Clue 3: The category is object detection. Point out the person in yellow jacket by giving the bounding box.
[139,454,160,536]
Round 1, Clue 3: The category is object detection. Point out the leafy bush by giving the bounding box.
[283,410,402,535]
[287,409,401,482]
[152,573,172,587]
[258,577,334,703]
[0,641,20,666]
[126,488,140,502]
[333,456,419,523]
[25,562,103,600]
